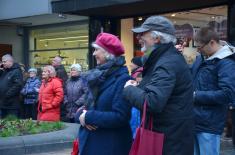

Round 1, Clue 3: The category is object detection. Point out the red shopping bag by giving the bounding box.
[129,101,164,155]
[71,138,79,155]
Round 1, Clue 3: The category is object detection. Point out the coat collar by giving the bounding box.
[100,66,128,92]
[143,43,174,76]
[207,45,234,60]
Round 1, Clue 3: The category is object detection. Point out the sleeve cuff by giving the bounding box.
[84,111,92,125]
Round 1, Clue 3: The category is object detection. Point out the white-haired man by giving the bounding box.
[52,56,68,121]
[52,56,68,83]
[123,16,194,155]
[0,54,23,118]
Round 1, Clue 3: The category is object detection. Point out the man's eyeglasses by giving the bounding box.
[197,44,207,49]
[195,41,210,49]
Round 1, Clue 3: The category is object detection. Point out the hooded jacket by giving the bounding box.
[0,63,23,109]
[191,44,235,134]
[37,77,64,121]
[21,77,41,104]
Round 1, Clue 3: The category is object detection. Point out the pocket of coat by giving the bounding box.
[42,104,53,111]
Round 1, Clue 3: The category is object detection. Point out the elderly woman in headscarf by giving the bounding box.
[75,33,132,155]
[63,64,89,123]
[37,65,64,121]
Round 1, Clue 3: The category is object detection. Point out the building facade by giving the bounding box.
[1,0,234,70]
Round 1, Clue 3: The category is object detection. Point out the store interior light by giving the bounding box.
[64,40,88,43]
[44,41,48,47]
[211,16,215,19]
[171,14,176,17]
[39,36,88,41]
[138,17,143,21]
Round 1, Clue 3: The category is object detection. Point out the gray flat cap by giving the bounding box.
[132,16,175,35]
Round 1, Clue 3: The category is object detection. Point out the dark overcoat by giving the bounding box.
[123,43,194,155]
[0,63,23,109]
[76,66,132,155]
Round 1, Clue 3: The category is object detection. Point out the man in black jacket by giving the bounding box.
[0,54,23,118]
[52,56,68,84]
[123,16,194,155]
[52,56,68,121]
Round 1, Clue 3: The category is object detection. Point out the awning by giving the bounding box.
[52,0,228,18]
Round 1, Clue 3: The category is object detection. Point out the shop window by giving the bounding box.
[0,44,12,58]
[133,5,227,64]
[29,24,89,72]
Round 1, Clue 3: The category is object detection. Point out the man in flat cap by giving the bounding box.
[123,16,194,155]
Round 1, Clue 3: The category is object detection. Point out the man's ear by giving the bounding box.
[210,40,217,45]
[154,37,161,44]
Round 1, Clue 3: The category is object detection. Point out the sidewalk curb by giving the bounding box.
[0,123,79,155]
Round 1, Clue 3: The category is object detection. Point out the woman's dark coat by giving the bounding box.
[75,66,132,155]
[123,43,194,155]
[64,76,89,120]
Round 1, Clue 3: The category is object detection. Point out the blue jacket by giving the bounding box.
[191,45,235,134]
[76,66,132,155]
[21,77,41,104]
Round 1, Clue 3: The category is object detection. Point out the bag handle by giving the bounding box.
[141,100,153,130]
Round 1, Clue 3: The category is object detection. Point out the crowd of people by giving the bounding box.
[0,15,235,155]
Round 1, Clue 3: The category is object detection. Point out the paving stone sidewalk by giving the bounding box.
[220,136,235,155]
[30,148,72,155]
[30,137,235,155]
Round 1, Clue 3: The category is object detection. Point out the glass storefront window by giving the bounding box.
[29,23,89,72]
[133,5,227,64]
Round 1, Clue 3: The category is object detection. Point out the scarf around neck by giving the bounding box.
[81,56,126,107]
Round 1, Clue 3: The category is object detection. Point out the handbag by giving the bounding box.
[129,101,165,155]
[71,138,79,155]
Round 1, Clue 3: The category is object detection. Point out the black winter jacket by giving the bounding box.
[54,65,68,85]
[123,43,194,155]
[0,63,23,109]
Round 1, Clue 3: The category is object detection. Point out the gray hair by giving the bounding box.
[70,64,82,72]
[2,54,14,62]
[28,68,37,73]
[43,65,56,78]
[92,43,115,61]
[151,31,176,44]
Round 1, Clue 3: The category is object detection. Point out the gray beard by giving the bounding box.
[141,43,147,52]
[141,46,147,52]
[141,43,156,53]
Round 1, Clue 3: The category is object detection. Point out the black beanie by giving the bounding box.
[131,57,143,67]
